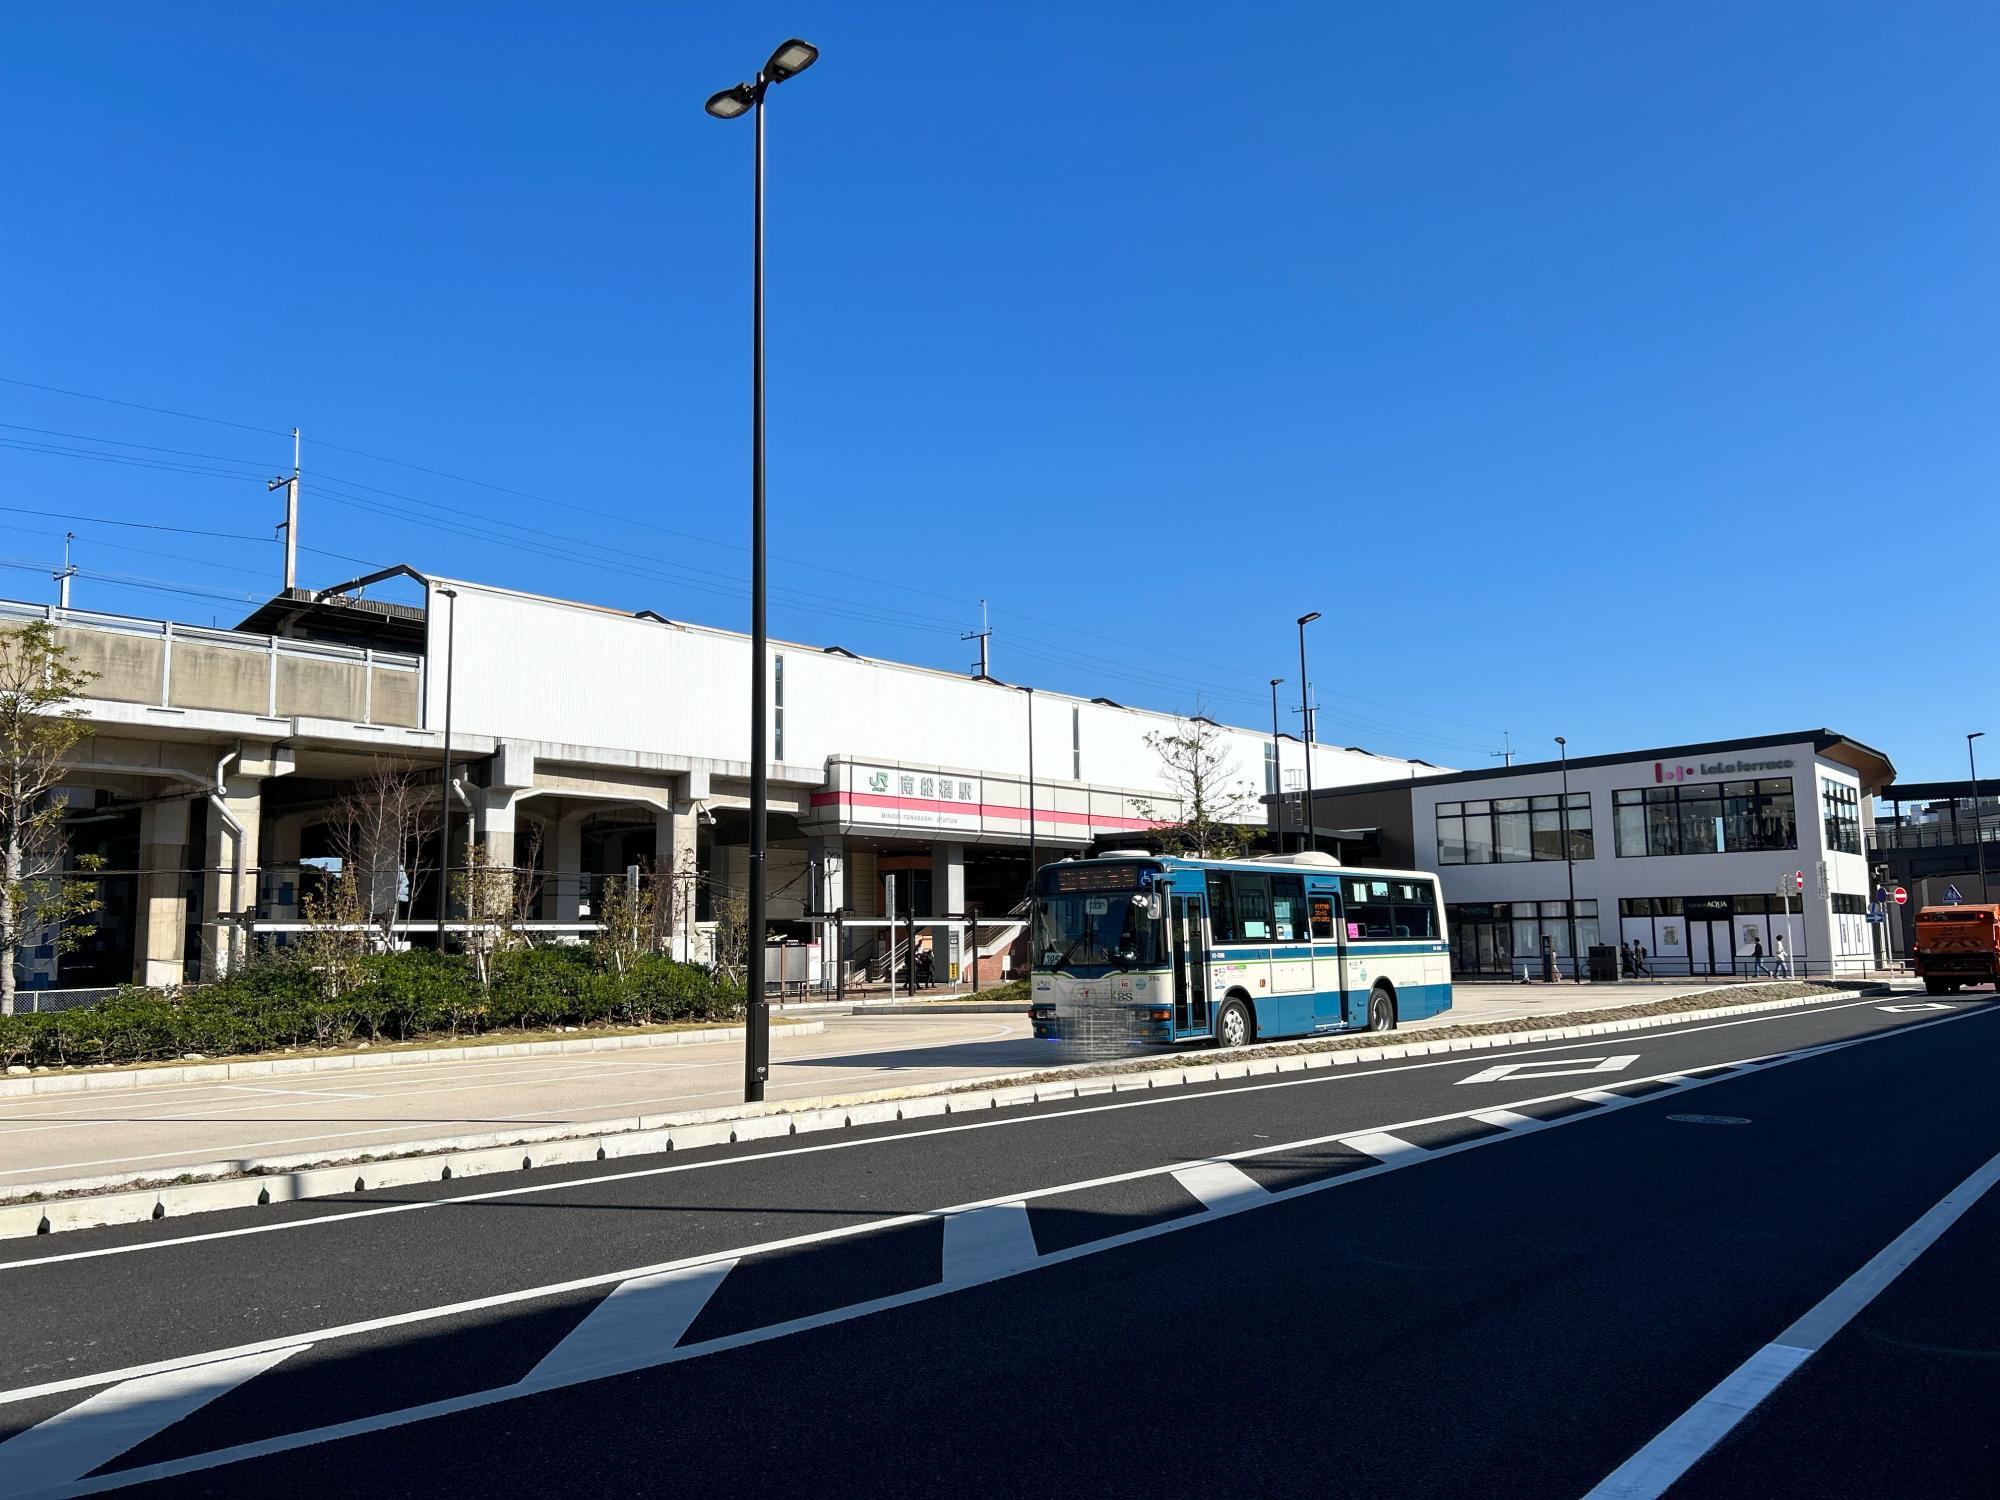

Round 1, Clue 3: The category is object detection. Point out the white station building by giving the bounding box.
[1286,731,1896,979]
[9,573,1439,992]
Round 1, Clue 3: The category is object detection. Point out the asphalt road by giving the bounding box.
[2,987,1995,1498]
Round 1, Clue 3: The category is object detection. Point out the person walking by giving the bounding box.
[1747,929,1768,978]
[1633,938,1649,977]
[1773,932,1791,978]
[1620,940,1635,978]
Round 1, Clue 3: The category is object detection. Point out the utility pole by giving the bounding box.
[53,532,75,609]
[269,427,301,592]
[1490,732,1513,768]
[961,599,992,678]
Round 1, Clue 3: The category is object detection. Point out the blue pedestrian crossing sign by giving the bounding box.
[1944,885,1963,904]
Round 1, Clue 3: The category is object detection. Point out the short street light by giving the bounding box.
[705,37,820,1105]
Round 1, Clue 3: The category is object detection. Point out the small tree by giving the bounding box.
[0,623,103,1014]
[454,838,519,988]
[325,763,438,953]
[710,881,748,981]
[593,859,665,976]
[1131,703,1258,859]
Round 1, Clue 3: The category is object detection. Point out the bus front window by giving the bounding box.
[1034,892,1163,972]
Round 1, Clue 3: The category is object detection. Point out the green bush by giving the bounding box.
[0,944,745,1071]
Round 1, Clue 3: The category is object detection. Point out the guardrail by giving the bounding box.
[0,599,424,729]
[1869,821,2000,850]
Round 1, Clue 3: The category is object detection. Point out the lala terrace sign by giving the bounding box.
[1654,755,1795,783]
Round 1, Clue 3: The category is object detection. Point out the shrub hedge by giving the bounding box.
[0,945,745,1070]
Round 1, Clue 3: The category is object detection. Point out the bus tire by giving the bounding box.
[1366,985,1396,1032]
[1215,998,1253,1049]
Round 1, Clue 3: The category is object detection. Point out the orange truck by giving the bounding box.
[1912,905,2000,994]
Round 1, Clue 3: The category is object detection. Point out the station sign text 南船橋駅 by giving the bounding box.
[1655,757,1795,783]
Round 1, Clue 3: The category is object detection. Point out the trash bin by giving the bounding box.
[1588,944,1619,983]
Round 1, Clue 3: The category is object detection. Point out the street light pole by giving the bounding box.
[1971,731,1989,898]
[1296,613,1320,854]
[1268,677,1284,852]
[1556,735,1580,982]
[435,587,458,948]
[706,39,820,1105]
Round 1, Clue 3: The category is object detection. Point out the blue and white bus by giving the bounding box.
[1028,851,1451,1048]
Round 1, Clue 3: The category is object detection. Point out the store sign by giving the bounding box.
[849,765,983,833]
[1654,756,1796,783]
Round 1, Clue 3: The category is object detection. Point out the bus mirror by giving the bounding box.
[1140,892,1163,921]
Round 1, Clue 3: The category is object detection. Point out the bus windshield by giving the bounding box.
[1034,891,1163,972]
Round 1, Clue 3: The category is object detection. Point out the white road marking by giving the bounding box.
[1573,1089,1625,1104]
[941,1202,1038,1284]
[0,1346,302,1494]
[1583,1142,2000,1500]
[1457,1055,1639,1086]
[12,1004,1992,1497]
[0,993,1944,1271]
[1469,1109,1545,1132]
[1340,1131,1427,1164]
[1878,1002,1954,1013]
[1171,1160,1270,1212]
[522,1260,735,1388]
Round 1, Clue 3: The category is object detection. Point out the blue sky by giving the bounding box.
[2,2,1994,779]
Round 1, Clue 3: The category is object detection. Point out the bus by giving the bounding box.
[1027,850,1451,1049]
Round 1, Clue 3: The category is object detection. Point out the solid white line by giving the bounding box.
[1171,1160,1270,1213]
[1582,1142,2000,1500]
[0,992,1938,1270]
[522,1260,735,1388]
[941,1202,1038,1284]
[0,1346,301,1494]
[22,1007,1986,1498]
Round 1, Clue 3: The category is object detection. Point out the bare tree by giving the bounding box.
[594,860,666,976]
[0,623,103,1013]
[454,838,519,988]
[510,823,547,946]
[1131,701,1258,859]
[326,762,438,952]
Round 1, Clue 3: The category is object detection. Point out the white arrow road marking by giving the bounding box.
[0,1346,303,1493]
[1879,1003,1955,1013]
[1456,1054,1640,1086]
[940,1202,1038,1285]
[1171,1161,1269,1212]
[523,1260,736,1388]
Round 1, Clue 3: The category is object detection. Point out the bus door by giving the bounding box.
[1172,893,1210,1035]
[1308,884,1347,1027]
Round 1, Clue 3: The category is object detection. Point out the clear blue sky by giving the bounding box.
[3,3,1994,780]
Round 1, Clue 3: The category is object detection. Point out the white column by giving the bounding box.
[932,841,966,982]
[657,803,699,960]
[554,814,584,923]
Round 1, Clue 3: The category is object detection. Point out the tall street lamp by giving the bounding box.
[435,587,458,947]
[1556,735,1580,982]
[1971,731,1988,897]
[1296,614,1320,853]
[1268,677,1284,851]
[706,37,820,1105]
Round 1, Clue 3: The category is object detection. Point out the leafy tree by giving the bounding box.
[1131,703,1258,859]
[0,622,103,1014]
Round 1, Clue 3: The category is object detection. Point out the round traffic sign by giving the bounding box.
[1892,886,1908,906]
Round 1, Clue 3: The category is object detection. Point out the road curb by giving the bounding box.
[0,985,1891,1239]
[0,1020,826,1099]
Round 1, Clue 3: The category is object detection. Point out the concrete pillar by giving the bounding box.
[201,777,262,979]
[264,812,307,924]
[135,798,190,989]
[553,814,584,924]
[477,790,519,869]
[809,834,846,979]
[657,803,700,959]
[932,841,966,982]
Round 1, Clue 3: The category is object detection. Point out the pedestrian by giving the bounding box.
[1773,932,1790,978]
[1747,930,1768,978]
[1633,939,1649,977]
[916,946,934,989]
[1620,940,1635,978]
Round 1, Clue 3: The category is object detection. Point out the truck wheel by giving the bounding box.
[1925,978,1947,995]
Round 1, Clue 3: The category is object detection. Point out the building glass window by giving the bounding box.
[1438,794,1589,864]
[1264,741,1276,797]
[1823,781,1860,855]
[1617,779,1797,856]
[1072,706,1081,780]
[773,653,785,760]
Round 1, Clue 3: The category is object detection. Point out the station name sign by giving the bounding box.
[1655,756,1795,783]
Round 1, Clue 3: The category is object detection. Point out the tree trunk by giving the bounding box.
[2,830,20,1016]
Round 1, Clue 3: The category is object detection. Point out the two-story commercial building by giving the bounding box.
[1282,731,1895,979]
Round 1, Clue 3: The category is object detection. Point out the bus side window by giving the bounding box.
[1206,872,1239,942]
[1392,879,1439,939]
[1347,878,1392,939]
[1309,892,1336,941]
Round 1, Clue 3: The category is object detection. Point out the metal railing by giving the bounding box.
[1870,820,2000,851]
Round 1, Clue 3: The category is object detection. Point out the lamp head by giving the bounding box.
[1297,611,1321,626]
[704,83,756,119]
[763,38,819,82]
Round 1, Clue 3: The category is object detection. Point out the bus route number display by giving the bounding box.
[1052,864,1146,893]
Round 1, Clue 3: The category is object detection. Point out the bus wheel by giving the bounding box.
[1215,999,1252,1049]
[1366,986,1396,1032]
